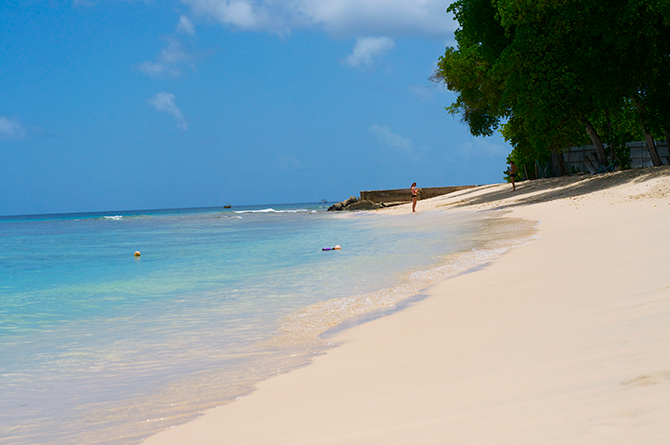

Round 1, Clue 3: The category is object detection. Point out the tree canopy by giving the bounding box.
[433,0,670,176]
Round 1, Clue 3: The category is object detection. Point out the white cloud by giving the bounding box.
[180,0,455,38]
[369,124,413,152]
[147,93,188,130]
[216,1,263,28]
[344,37,394,70]
[137,36,194,78]
[72,0,96,7]
[457,138,508,157]
[408,84,434,102]
[185,0,276,31]
[177,15,196,34]
[137,15,198,79]
[0,116,27,140]
[73,0,153,7]
[277,154,307,170]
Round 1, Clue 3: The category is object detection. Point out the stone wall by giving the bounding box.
[360,185,477,203]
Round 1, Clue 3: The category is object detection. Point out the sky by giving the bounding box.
[0,0,513,216]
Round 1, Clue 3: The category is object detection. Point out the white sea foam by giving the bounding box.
[233,208,309,214]
[272,218,539,345]
[102,215,123,220]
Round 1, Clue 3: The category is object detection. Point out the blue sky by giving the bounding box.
[0,0,512,216]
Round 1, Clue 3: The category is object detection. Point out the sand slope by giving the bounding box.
[144,167,670,444]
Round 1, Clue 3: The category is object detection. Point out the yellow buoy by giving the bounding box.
[134,251,141,257]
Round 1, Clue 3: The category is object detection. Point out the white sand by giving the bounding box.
[144,167,670,444]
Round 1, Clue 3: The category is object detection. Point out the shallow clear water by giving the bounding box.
[0,204,536,444]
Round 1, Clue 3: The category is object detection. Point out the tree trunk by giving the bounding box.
[551,148,568,177]
[665,128,670,165]
[606,111,616,160]
[580,116,608,165]
[641,123,663,166]
[632,95,663,166]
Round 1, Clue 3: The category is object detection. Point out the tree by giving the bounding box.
[623,0,669,165]
[434,0,670,173]
[431,0,511,137]
[590,102,641,169]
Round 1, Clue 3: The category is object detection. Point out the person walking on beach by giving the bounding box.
[411,182,419,212]
[508,162,518,191]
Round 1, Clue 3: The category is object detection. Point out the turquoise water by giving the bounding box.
[0,204,534,444]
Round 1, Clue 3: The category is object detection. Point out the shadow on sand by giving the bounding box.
[439,166,670,211]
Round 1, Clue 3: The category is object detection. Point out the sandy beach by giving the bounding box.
[144,166,670,444]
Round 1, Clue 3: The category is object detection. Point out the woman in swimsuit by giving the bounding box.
[411,182,418,212]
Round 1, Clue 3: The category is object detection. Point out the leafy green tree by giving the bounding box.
[590,102,641,169]
[495,0,631,166]
[501,116,554,179]
[622,0,670,165]
[431,0,510,137]
[434,0,670,173]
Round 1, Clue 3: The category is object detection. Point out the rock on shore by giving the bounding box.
[327,196,383,211]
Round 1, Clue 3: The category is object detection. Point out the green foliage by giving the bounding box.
[590,102,641,169]
[433,0,670,175]
[434,46,505,137]
[501,116,553,180]
[613,145,633,170]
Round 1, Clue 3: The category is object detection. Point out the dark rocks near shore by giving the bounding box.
[327,196,359,211]
[327,196,397,211]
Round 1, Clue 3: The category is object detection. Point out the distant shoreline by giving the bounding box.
[0,202,331,220]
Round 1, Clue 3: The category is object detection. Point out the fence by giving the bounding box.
[564,141,670,173]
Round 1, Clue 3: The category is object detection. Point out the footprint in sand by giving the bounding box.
[621,370,670,387]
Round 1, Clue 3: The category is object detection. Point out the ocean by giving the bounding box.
[0,203,536,444]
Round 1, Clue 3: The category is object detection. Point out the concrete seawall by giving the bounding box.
[360,186,477,203]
